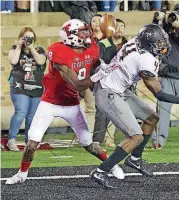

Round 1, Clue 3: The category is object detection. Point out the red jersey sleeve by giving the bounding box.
[47,43,67,65]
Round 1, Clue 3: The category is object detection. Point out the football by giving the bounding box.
[100,13,116,37]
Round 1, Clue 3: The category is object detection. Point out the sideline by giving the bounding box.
[1,171,179,181]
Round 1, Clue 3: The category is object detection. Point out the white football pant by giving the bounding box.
[28,101,92,146]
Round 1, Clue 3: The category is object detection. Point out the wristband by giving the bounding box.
[90,68,108,82]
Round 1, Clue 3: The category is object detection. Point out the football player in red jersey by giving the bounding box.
[6,19,124,185]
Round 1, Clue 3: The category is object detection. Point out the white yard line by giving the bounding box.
[1,171,179,181]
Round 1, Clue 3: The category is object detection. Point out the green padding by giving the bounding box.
[100,38,111,48]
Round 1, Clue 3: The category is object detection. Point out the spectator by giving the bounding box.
[93,19,127,147]
[152,10,179,148]
[119,0,139,11]
[151,1,162,11]
[15,0,30,12]
[38,1,63,12]
[90,14,104,42]
[7,27,46,151]
[100,0,117,11]
[173,3,179,12]
[0,0,14,13]
[60,1,97,25]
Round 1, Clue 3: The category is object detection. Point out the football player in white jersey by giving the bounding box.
[90,24,179,188]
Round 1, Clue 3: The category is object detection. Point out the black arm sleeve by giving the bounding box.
[155,90,179,104]
[98,42,117,64]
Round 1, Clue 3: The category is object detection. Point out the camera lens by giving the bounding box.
[168,12,177,24]
[154,12,159,18]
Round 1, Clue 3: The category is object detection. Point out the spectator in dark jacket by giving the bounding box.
[152,10,179,148]
[60,1,97,25]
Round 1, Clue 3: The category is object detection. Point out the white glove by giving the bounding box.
[91,59,118,82]
[90,67,109,82]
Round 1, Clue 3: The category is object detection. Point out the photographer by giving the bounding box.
[152,7,179,148]
[7,27,46,151]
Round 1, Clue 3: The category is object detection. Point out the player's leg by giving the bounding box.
[124,89,159,175]
[90,88,144,187]
[61,104,105,157]
[61,104,124,180]
[93,106,110,144]
[5,101,54,184]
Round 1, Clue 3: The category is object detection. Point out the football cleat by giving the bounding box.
[110,164,125,179]
[5,170,28,184]
[124,156,153,176]
[90,168,116,189]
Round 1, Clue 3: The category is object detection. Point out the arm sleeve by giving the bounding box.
[155,90,179,104]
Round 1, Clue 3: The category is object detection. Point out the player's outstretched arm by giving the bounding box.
[140,73,179,104]
[54,62,110,91]
[54,63,93,91]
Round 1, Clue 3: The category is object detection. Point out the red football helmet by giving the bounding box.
[60,19,92,48]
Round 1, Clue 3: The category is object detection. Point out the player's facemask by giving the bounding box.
[76,26,92,48]
[155,39,171,56]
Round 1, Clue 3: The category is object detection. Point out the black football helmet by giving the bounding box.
[137,24,171,56]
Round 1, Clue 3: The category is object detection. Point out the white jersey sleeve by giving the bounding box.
[138,52,159,77]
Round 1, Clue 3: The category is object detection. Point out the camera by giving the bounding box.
[167,11,179,25]
[24,36,34,46]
